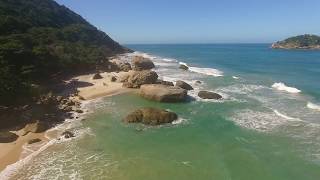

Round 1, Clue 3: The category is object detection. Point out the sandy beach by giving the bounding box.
[0,71,133,172]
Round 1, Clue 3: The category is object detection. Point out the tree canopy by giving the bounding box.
[0,0,130,104]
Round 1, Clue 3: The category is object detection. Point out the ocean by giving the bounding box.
[2,44,320,179]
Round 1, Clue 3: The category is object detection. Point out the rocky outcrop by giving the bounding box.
[28,138,42,144]
[198,91,222,99]
[122,70,158,88]
[92,73,103,79]
[22,121,48,135]
[62,131,75,138]
[124,107,178,125]
[111,76,117,82]
[179,64,189,70]
[0,131,19,143]
[132,56,155,71]
[175,80,193,90]
[156,80,174,86]
[140,84,187,102]
[110,59,132,72]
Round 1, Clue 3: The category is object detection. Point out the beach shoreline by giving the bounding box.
[0,70,133,173]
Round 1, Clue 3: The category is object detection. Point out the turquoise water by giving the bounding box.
[5,44,320,179]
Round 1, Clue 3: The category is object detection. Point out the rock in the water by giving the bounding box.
[28,138,42,144]
[75,109,83,113]
[22,121,48,135]
[92,73,103,79]
[195,80,202,84]
[62,131,75,138]
[124,107,178,125]
[175,80,193,90]
[140,84,187,102]
[179,64,189,70]
[132,56,155,71]
[156,80,174,86]
[198,91,222,99]
[123,70,158,88]
[111,76,117,82]
[0,131,18,143]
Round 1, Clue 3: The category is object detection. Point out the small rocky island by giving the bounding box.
[271,34,320,49]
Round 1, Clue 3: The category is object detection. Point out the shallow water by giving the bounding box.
[3,44,320,180]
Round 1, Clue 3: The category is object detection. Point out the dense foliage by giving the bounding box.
[277,34,320,47]
[0,0,130,104]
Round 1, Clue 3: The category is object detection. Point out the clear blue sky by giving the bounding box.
[55,0,320,44]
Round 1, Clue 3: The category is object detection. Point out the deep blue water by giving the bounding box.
[127,44,320,100]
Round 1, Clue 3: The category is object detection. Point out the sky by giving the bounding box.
[55,0,320,44]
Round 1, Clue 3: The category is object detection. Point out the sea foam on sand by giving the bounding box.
[307,102,320,111]
[272,82,301,93]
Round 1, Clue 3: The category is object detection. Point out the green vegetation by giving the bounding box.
[273,34,320,49]
[0,0,130,105]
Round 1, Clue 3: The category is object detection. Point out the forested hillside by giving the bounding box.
[0,0,130,104]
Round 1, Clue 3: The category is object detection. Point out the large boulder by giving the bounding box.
[175,80,193,90]
[179,64,189,70]
[140,84,187,102]
[123,70,158,88]
[124,107,178,125]
[22,121,48,135]
[156,80,174,86]
[198,91,222,99]
[62,131,75,138]
[109,59,132,72]
[92,73,103,79]
[0,131,19,143]
[28,138,42,144]
[132,56,155,71]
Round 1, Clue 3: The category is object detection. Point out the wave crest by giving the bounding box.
[272,82,301,93]
[307,102,320,111]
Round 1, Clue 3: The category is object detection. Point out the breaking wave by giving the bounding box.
[307,102,320,111]
[272,82,301,93]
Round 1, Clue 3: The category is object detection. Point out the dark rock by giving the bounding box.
[62,131,75,138]
[28,138,42,144]
[132,56,155,71]
[122,70,158,88]
[118,62,132,72]
[111,76,117,82]
[75,109,83,113]
[0,131,19,143]
[179,64,189,70]
[124,107,178,125]
[92,73,103,79]
[78,96,85,100]
[195,80,202,84]
[157,80,174,86]
[175,80,193,90]
[198,91,222,99]
[140,84,187,102]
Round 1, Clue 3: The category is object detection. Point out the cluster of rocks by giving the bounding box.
[0,93,85,143]
[118,55,223,126]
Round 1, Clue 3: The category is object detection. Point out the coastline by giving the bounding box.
[0,70,133,173]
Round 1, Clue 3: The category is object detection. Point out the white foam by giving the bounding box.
[188,67,223,77]
[272,82,301,93]
[162,58,177,62]
[232,76,240,79]
[172,118,188,125]
[179,62,188,66]
[307,102,320,111]
[132,51,157,60]
[273,109,297,121]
